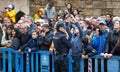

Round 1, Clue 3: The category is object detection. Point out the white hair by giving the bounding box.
[112,16,120,23]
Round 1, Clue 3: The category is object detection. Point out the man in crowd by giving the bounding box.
[91,21,108,55]
[53,22,72,72]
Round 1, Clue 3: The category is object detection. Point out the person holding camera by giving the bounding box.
[5,4,16,23]
[65,16,83,72]
[91,21,108,55]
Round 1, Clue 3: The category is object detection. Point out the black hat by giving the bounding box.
[56,22,65,28]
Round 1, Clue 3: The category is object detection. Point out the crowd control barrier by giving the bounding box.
[0,48,23,72]
[68,55,120,72]
[0,48,120,72]
[24,50,54,72]
[0,48,54,72]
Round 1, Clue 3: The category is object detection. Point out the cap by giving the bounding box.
[99,21,107,25]
[56,22,65,28]
[8,4,15,9]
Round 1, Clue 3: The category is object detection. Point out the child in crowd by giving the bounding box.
[18,30,40,53]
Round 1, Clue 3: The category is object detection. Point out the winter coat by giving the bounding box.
[53,31,72,54]
[105,30,120,55]
[91,30,108,54]
[82,44,97,57]
[10,37,20,50]
[33,8,44,20]
[66,22,83,56]
[20,37,40,52]
[105,20,113,30]
[20,32,31,47]
[6,9,16,23]
[40,30,53,50]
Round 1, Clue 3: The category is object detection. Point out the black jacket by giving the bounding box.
[20,35,43,52]
[20,32,31,47]
[105,30,120,55]
[10,37,20,50]
[105,20,113,30]
[40,30,53,50]
[53,31,72,54]
[82,44,97,57]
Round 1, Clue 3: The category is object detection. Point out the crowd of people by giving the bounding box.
[0,2,120,72]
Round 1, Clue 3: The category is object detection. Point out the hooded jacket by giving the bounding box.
[33,8,44,20]
[7,9,16,23]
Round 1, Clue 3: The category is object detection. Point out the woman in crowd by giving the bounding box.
[64,3,73,18]
[73,9,79,17]
[7,28,21,50]
[33,8,44,20]
[1,25,13,47]
[3,17,12,27]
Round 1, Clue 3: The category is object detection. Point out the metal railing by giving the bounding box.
[68,55,120,72]
[0,48,120,72]
[0,48,23,72]
[0,48,54,72]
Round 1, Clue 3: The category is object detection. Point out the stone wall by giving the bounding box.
[0,0,29,15]
[0,0,120,17]
[30,0,120,17]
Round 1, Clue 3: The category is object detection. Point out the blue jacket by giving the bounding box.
[91,30,108,54]
[20,37,39,51]
[66,22,83,55]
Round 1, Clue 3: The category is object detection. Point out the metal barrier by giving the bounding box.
[0,48,120,72]
[0,48,54,72]
[0,48,23,72]
[24,50,54,72]
[68,55,120,72]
